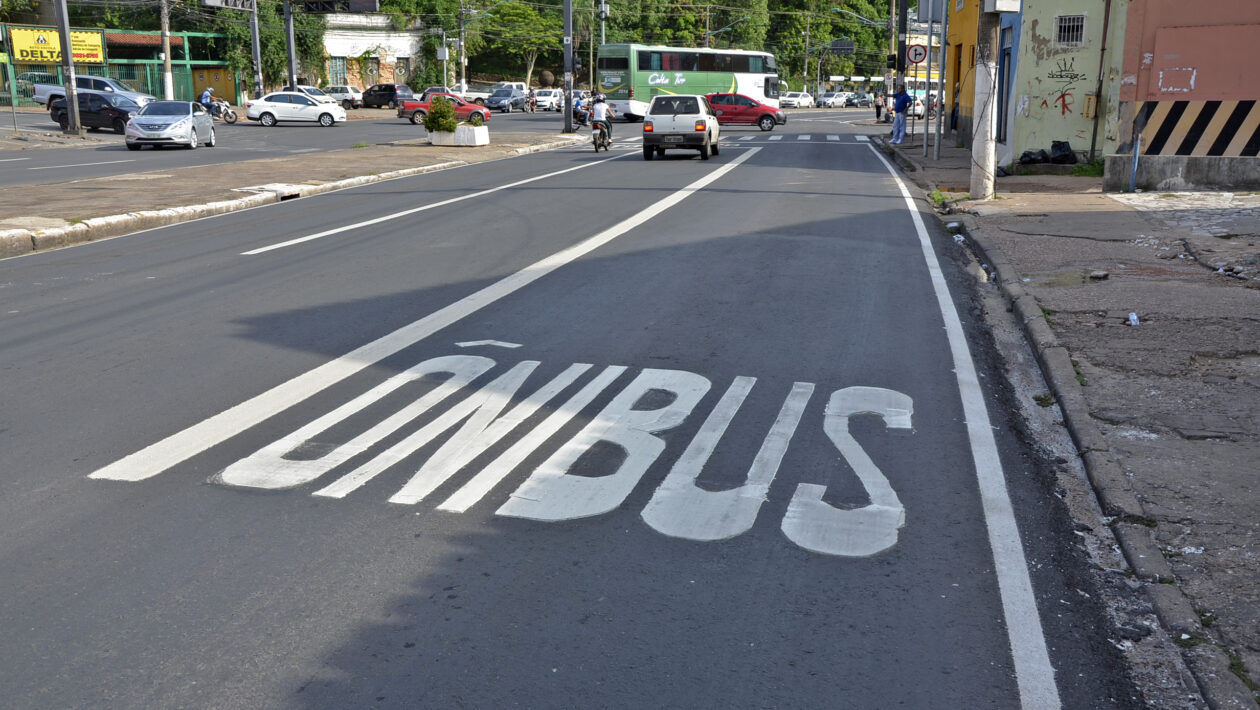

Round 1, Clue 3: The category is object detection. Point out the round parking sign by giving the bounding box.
[907,44,928,64]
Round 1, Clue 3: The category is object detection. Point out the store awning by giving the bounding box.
[849,75,867,81]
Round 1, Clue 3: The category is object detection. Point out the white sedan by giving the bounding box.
[245,92,347,127]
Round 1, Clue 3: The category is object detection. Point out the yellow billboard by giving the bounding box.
[8,27,106,65]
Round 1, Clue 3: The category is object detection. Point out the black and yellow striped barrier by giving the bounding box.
[1127,100,1260,157]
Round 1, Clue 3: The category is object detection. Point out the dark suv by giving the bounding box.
[362,83,415,109]
[50,93,140,134]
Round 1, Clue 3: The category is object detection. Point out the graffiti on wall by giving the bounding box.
[1041,57,1088,116]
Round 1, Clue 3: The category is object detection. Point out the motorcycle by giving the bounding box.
[526,96,537,113]
[591,120,610,152]
[572,106,589,126]
[209,99,238,124]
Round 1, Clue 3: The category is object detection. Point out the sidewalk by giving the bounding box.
[877,122,1260,708]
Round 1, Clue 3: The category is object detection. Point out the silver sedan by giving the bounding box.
[125,100,215,150]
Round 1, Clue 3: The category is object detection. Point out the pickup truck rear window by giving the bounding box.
[650,97,699,115]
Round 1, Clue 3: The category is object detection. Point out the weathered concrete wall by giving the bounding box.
[1012,0,1104,164]
[1117,0,1260,157]
[945,0,979,147]
[1103,155,1260,191]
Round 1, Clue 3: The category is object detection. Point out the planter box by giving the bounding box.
[427,124,489,146]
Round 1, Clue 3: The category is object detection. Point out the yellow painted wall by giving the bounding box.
[945,0,979,141]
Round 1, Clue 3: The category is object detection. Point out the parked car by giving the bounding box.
[281,85,339,105]
[397,92,491,125]
[704,93,786,132]
[125,100,215,150]
[854,94,873,107]
[245,91,347,126]
[485,88,527,113]
[321,85,363,109]
[534,88,563,111]
[50,93,139,134]
[362,83,415,109]
[783,91,816,108]
[33,75,156,110]
[642,94,721,160]
[818,92,844,108]
[458,84,494,105]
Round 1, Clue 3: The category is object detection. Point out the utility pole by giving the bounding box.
[803,13,810,91]
[160,0,174,99]
[250,0,264,98]
[283,0,297,88]
[934,2,949,160]
[459,2,468,94]
[53,0,83,136]
[599,2,608,46]
[970,9,1000,200]
[923,0,934,158]
[563,0,573,132]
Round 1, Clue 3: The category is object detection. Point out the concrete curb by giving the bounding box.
[880,139,1258,709]
[1,135,586,260]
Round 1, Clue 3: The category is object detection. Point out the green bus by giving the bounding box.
[596,44,780,121]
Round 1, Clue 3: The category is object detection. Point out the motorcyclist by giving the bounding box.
[590,93,615,142]
[201,87,223,117]
[573,92,587,125]
[527,87,536,112]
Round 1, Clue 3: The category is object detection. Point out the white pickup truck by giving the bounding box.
[459,81,525,106]
[33,75,156,109]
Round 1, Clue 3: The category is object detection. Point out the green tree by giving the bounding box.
[480,2,561,85]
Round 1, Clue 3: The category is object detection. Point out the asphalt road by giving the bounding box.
[0,117,1137,708]
[0,106,568,187]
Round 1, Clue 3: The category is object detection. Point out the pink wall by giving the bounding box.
[1121,0,1260,102]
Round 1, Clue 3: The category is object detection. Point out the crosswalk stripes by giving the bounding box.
[573,134,870,150]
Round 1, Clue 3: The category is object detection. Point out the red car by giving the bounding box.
[397,92,491,126]
[704,93,786,132]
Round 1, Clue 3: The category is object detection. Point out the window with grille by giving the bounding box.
[1056,15,1086,47]
[329,57,347,85]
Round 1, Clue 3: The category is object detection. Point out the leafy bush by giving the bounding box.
[423,95,457,133]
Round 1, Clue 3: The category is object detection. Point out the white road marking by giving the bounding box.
[781,387,910,556]
[456,340,521,348]
[796,134,811,140]
[242,151,631,255]
[0,157,32,162]
[89,148,761,482]
[29,159,135,170]
[642,379,812,541]
[769,135,783,141]
[867,143,1061,708]
[497,368,711,521]
[739,136,755,141]
[827,135,840,141]
[438,366,628,513]
[856,135,871,142]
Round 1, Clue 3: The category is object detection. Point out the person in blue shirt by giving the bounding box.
[891,84,911,145]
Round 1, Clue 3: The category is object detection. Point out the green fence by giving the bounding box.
[0,62,214,107]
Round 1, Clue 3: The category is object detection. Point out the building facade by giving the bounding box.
[320,13,430,91]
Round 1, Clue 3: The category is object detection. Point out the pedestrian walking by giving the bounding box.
[891,84,910,144]
[874,94,884,120]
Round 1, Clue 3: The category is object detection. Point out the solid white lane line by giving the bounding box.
[29,159,135,170]
[89,148,761,482]
[0,157,32,162]
[867,143,1061,709]
[243,151,629,255]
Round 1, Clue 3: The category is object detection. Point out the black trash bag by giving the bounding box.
[1050,140,1078,164]
[1019,149,1050,164]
